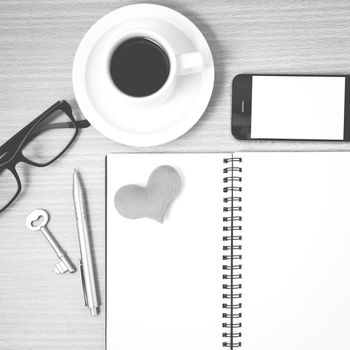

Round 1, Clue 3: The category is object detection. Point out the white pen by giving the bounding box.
[73,169,99,317]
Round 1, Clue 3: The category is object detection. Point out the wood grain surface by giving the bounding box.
[1,1,350,349]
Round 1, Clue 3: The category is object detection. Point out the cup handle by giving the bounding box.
[177,52,205,75]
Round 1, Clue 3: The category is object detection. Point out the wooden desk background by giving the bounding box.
[1,0,350,349]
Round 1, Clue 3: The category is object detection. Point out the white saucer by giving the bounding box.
[73,4,214,147]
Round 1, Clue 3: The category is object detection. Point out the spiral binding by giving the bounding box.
[222,157,242,349]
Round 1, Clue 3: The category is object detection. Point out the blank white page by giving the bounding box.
[106,153,227,350]
[239,152,350,350]
[251,76,345,140]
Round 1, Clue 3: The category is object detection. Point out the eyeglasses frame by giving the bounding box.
[0,100,89,213]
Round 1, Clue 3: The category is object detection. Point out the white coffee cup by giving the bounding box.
[73,4,215,147]
[101,29,205,108]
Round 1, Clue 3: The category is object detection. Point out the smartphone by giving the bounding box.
[231,74,350,141]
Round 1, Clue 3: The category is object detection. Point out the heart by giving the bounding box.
[114,165,181,223]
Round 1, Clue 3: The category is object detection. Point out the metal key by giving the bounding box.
[26,209,75,274]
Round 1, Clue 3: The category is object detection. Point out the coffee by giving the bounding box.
[109,37,170,97]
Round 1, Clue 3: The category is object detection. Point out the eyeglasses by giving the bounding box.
[0,100,90,213]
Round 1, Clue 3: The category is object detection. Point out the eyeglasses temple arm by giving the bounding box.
[30,119,90,137]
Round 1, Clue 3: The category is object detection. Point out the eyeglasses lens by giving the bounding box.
[22,109,76,165]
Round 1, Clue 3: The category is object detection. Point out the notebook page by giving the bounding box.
[238,152,350,350]
[106,153,228,350]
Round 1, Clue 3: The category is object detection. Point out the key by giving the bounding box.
[26,209,75,274]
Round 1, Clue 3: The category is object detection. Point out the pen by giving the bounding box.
[73,169,99,317]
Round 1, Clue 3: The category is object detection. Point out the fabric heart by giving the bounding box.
[114,165,181,223]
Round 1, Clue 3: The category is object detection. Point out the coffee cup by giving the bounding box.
[101,29,205,108]
[73,4,215,147]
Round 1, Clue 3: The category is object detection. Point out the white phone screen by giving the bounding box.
[251,76,345,140]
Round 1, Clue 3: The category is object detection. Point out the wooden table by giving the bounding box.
[1,1,350,348]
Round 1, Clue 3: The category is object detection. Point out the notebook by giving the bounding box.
[106,152,350,350]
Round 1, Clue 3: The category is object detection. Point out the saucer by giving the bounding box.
[73,4,214,147]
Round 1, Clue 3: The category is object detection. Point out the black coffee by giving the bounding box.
[109,37,170,97]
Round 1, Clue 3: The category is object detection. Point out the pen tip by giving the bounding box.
[90,307,98,317]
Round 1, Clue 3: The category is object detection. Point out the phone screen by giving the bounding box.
[251,76,346,140]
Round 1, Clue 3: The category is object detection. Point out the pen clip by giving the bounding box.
[79,259,88,307]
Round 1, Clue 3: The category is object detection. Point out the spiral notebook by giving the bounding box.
[106,152,350,350]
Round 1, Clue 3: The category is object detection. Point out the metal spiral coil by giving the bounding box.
[222,157,242,349]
